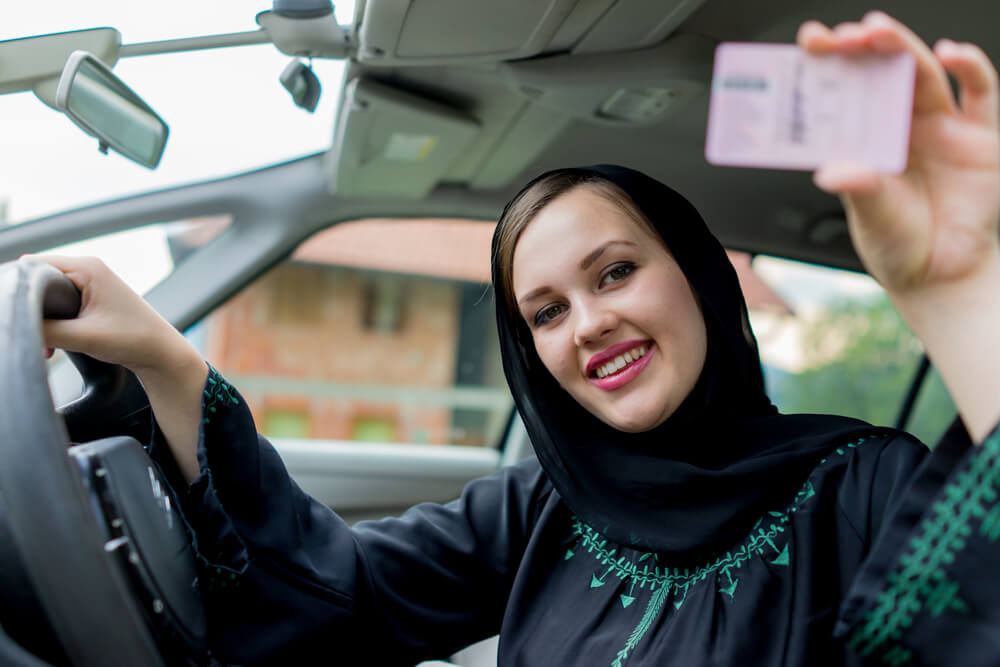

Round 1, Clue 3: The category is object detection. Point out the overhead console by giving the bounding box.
[331,0,713,197]
[354,0,578,65]
[353,0,708,65]
[500,33,715,126]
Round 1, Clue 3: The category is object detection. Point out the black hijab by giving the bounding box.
[492,164,876,559]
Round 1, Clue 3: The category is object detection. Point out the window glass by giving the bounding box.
[749,255,957,446]
[36,215,230,295]
[197,219,513,448]
[0,1,355,223]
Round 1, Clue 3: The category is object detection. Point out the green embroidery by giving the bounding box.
[771,544,790,565]
[613,585,669,667]
[846,430,1000,665]
[203,368,240,425]
[981,504,1000,541]
[198,564,243,593]
[567,435,878,666]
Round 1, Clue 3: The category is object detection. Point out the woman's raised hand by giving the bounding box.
[798,11,1000,296]
[799,12,1000,442]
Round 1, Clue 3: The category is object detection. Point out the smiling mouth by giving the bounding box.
[591,343,650,379]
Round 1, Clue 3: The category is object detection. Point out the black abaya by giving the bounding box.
[151,165,1000,665]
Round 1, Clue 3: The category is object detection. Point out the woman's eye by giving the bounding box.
[534,304,566,327]
[600,262,635,287]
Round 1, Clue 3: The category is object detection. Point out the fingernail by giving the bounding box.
[936,38,956,52]
[864,10,888,23]
[813,169,835,192]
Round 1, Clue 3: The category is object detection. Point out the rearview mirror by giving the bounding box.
[55,51,168,169]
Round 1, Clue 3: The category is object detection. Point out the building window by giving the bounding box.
[262,409,311,439]
[351,415,398,442]
[361,273,404,333]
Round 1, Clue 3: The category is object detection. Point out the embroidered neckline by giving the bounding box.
[564,435,879,667]
[846,429,1000,665]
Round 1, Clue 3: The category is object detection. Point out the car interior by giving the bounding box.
[0,0,984,664]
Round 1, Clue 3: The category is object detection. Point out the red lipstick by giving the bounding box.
[586,340,655,391]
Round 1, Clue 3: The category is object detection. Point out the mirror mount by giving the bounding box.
[0,29,120,109]
[54,50,169,169]
[256,6,348,59]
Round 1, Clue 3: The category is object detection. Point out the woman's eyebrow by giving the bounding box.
[580,240,637,270]
[517,240,639,305]
[518,285,552,305]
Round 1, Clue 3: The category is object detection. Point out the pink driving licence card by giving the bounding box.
[705,43,916,173]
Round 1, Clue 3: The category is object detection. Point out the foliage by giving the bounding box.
[768,296,956,446]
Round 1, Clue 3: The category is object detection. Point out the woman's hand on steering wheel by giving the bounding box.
[21,254,193,375]
[21,254,206,482]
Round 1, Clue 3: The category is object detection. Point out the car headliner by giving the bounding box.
[0,0,990,330]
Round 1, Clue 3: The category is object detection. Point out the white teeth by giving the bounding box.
[592,345,649,379]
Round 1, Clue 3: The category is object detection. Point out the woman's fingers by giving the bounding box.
[799,12,956,116]
[41,317,84,352]
[796,21,836,53]
[812,162,882,195]
[863,14,956,115]
[935,39,1000,128]
[19,253,107,275]
[19,253,105,296]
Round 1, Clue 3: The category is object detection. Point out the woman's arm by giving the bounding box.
[26,253,206,481]
[799,12,1000,442]
[802,15,1000,663]
[29,255,545,662]
[156,367,547,664]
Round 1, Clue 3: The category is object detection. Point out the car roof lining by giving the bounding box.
[6,0,999,327]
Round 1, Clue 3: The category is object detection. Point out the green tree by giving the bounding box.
[771,296,955,446]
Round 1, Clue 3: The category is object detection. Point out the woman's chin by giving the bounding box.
[601,409,669,434]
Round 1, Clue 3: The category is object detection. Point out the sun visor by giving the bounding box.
[355,0,578,65]
[327,78,480,198]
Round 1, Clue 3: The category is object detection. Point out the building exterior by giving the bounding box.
[197,219,508,446]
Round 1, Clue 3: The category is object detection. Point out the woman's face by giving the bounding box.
[511,186,708,432]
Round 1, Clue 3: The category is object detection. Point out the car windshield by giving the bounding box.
[0,0,355,223]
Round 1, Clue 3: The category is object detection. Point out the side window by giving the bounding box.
[747,255,957,446]
[197,219,513,448]
[36,216,230,296]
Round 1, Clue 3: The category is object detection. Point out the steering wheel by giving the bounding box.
[0,261,207,666]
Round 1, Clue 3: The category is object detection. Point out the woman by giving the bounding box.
[31,11,1000,666]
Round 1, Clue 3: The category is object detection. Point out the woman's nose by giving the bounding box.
[572,301,617,346]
